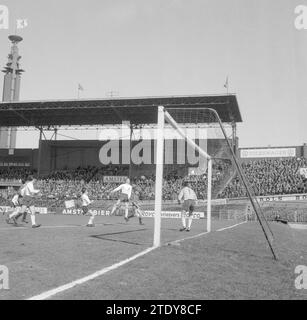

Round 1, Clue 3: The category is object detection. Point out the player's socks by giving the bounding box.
[11,217,18,226]
[187,217,193,229]
[111,206,117,215]
[9,210,20,219]
[88,216,95,225]
[139,217,144,225]
[181,217,186,228]
[30,214,36,226]
[124,209,129,222]
[5,213,14,224]
[14,212,22,220]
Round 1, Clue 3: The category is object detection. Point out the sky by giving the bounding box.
[0,0,306,148]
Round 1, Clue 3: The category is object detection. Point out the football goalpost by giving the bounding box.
[153,106,278,260]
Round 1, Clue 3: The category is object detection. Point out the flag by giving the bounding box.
[0,5,9,30]
[16,19,28,29]
[223,76,229,89]
[78,84,84,91]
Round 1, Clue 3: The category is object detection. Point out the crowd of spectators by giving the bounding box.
[219,158,307,198]
[45,165,128,182]
[1,158,307,207]
[0,168,34,182]
[0,160,229,204]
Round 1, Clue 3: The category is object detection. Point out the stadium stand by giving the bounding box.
[0,158,307,208]
[219,157,307,198]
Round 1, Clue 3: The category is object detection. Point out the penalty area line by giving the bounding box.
[27,246,156,300]
[166,231,210,246]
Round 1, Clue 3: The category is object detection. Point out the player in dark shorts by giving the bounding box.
[129,201,145,225]
[182,199,196,215]
[14,180,29,224]
[178,181,198,232]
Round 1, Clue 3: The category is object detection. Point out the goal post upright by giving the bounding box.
[207,158,212,232]
[153,106,165,247]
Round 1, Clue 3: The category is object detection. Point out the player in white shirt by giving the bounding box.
[178,181,198,232]
[110,178,132,222]
[15,180,29,224]
[6,180,28,226]
[81,188,96,227]
[5,190,21,226]
[19,176,41,228]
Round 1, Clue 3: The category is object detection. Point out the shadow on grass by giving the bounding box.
[90,228,148,246]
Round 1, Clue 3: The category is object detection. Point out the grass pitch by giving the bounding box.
[0,213,306,300]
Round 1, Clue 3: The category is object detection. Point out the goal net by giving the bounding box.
[152,106,277,259]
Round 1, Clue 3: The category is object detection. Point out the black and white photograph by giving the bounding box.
[0,0,306,305]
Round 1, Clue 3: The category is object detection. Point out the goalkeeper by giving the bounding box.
[178,181,197,232]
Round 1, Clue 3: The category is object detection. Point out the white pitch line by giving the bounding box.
[0,222,144,232]
[26,220,247,300]
[0,226,27,231]
[27,246,156,300]
[216,220,247,232]
[167,220,248,245]
[0,225,81,231]
[167,231,210,245]
[40,225,80,229]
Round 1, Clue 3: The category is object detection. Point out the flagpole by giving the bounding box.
[227,76,229,95]
[77,84,84,99]
[224,76,229,95]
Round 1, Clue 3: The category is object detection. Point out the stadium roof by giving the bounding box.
[0,94,242,127]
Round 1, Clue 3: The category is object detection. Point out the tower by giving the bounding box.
[0,35,24,149]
